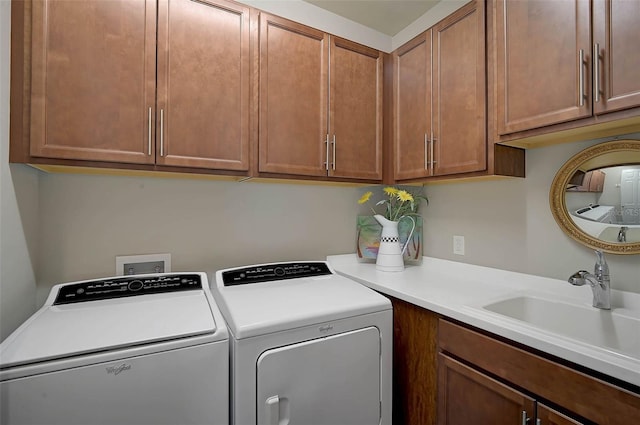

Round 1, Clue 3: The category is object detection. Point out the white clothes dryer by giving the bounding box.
[213,261,392,425]
[0,273,229,425]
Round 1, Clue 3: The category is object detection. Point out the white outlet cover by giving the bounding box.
[115,253,171,276]
[453,235,465,255]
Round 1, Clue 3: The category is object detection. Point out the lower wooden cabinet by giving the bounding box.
[438,353,536,425]
[537,403,585,425]
[391,302,640,425]
[438,319,640,425]
[438,354,584,425]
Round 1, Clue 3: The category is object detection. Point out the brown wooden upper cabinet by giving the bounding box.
[258,13,383,180]
[28,0,250,171]
[495,0,640,136]
[393,0,486,180]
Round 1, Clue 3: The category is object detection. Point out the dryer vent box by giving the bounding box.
[116,254,171,276]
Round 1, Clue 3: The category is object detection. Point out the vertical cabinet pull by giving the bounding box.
[160,109,164,157]
[147,107,152,156]
[324,134,330,171]
[430,131,436,171]
[578,49,585,106]
[331,134,336,171]
[424,133,429,170]
[593,43,600,103]
[521,410,530,425]
[536,419,541,425]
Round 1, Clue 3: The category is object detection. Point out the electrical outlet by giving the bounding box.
[453,235,465,255]
[115,254,171,276]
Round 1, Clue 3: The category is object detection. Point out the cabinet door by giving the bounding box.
[156,0,250,171]
[258,14,328,176]
[588,170,605,192]
[30,0,157,164]
[438,353,536,425]
[393,32,431,180]
[432,0,486,176]
[593,0,640,114]
[329,37,383,180]
[495,0,591,134]
[537,403,585,425]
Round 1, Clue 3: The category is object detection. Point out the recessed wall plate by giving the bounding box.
[115,253,172,276]
[453,235,465,256]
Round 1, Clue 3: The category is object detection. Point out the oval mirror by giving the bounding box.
[550,139,640,254]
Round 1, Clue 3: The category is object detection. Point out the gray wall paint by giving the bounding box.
[36,175,361,304]
[23,135,640,322]
[0,2,38,341]
[422,137,640,292]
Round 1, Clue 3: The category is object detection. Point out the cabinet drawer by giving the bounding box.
[438,320,640,425]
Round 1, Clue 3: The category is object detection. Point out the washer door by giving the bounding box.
[256,327,380,425]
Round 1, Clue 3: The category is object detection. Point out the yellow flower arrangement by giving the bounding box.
[358,186,427,221]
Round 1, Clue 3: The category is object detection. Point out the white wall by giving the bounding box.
[0,1,39,341]
[36,175,361,304]
[27,136,640,311]
[422,136,640,293]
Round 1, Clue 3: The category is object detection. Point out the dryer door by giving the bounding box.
[256,326,380,425]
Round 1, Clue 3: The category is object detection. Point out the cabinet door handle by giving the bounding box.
[324,134,329,171]
[521,410,530,425]
[160,108,164,157]
[578,49,586,106]
[147,107,152,156]
[430,131,436,171]
[331,134,336,171]
[424,133,429,170]
[593,43,600,103]
[536,419,541,425]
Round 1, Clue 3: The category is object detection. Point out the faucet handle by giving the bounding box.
[568,270,590,286]
[594,250,608,276]
[594,250,605,263]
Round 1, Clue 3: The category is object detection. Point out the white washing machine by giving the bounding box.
[0,273,229,425]
[213,261,392,425]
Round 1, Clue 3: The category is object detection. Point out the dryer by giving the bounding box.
[213,261,392,425]
[0,273,229,425]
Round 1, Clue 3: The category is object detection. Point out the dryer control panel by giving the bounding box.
[54,274,202,305]
[221,262,332,286]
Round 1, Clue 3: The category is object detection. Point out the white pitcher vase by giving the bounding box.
[374,214,416,272]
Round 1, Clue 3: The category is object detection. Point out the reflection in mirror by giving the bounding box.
[566,166,640,243]
[550,139,640,254]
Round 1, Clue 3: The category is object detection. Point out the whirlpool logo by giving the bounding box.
[105,363,132,376]
[318,324,333,333]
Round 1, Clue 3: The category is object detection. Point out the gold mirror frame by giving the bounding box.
[550,139,640,254]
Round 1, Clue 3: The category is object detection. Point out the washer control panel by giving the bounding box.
[221,262,332,286]
[54,274,202,305]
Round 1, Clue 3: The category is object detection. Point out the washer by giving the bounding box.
[0,273,228,425]
[213,261,392,425]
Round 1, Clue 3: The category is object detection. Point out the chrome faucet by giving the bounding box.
[568,250,611,310]
[617,226,628,242]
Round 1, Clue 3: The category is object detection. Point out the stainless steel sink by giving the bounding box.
[481,295,640,359]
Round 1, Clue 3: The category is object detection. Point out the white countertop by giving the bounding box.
[327,254,640,388]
